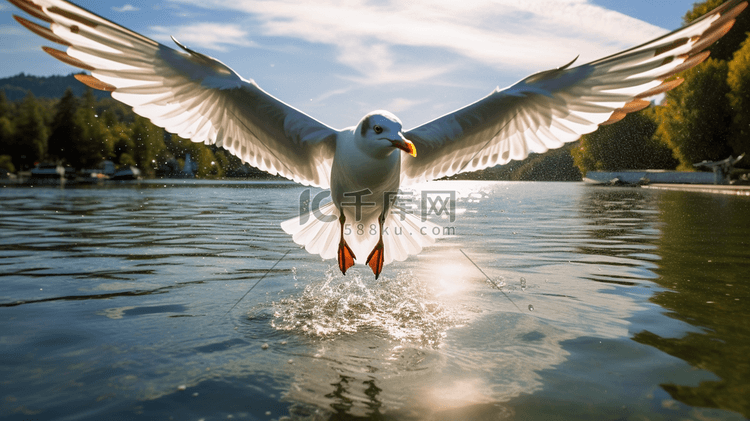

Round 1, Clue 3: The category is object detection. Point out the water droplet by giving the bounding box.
[528,305,534,311]
[490,277,505,289]
[520,277,526,290]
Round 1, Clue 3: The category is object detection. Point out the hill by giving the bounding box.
[0,73,109,101]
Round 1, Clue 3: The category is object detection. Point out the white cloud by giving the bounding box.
[0,25,40,53]
[311,87,354,104]
[149,23,255,52]
[112,4,140,12]
[387,97,429,114]
[333,41,457,85]
[165,0,668,84]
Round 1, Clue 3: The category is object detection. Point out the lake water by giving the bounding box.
[1,180,748,421]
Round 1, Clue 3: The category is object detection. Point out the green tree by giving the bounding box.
[572,108,678,174]
[12,92,49,170]
[0,91,15,161]
[109,121,135,166]
[0,117,14,155]
[654,59,733,170]
[0,155,15,173]
[683,0,750,62]
[212,148,245,177]
[166,134,221,178]
[727,35,750,159]
[0,90,8,118]
[47,88,82,163]
[131,115,166,176]
[73,90,112,168]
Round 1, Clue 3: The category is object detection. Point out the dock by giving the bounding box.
[642,183,750,196]
[583,170,716,185]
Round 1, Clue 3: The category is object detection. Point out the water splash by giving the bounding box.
[488,276,506,289]
[271,267,459,347]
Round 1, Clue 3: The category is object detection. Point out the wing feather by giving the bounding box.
[10,0,338,188]
[402,0,747,185]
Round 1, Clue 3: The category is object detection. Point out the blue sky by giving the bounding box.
[0,0,701,129]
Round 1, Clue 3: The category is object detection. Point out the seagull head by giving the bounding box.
[357,111,417,158]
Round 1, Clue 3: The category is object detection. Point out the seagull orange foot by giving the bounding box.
[338,240,356,275]
[366,240,385,280]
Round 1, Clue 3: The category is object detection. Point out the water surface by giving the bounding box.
[1,180,748,420]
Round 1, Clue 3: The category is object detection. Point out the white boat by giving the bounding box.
[29,163,69,184]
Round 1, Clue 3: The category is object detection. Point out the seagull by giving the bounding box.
[7,0,747,278]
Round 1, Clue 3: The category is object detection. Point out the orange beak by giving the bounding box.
[391,134,417,157]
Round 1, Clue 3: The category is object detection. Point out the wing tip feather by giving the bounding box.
[636,78,684,98]
[7,0,52,24]
[42,46,96,71]
[74,73,116,92]
[14,15,71,47]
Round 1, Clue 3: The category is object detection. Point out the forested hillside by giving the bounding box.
[0,73,109,102]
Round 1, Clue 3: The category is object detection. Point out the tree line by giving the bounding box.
[0,88,266,178]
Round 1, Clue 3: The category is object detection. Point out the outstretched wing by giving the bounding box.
[401,0,747,186]
[9,0,338,188]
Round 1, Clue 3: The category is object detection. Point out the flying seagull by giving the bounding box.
[7,0,747,278]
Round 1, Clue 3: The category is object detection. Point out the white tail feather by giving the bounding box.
[281,204,441,265]
[281,201,339,260]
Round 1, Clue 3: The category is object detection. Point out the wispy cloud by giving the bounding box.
[0,25,46,53]
[149,23,255,52]
[166,0,667,84]
[112,4,140,12]
[333,41,457,85]
[0,25,24,36]
[387,97,429,114]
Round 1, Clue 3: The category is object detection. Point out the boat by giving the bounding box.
[111,166,142,181]
[30,163,65,179]
[28,163,72,184]
[76,160,115,183]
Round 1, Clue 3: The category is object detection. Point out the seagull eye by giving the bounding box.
[373,125,383,134]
